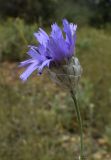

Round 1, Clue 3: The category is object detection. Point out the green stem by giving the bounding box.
[70,90,84,160]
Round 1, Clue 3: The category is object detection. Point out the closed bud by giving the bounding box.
[48,57,82,92]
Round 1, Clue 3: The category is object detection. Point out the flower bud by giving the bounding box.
[48,57,82,92]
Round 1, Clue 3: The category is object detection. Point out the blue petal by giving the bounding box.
[19,59,33,67]
[63,19,77,42]
[48,23,70,61]
[28,46,47,63]
[37,44,49,58]
[34,28,49,47]
[70,32,76,55]
[63,19,72,44]
[51,23,63,39]
[20,63,38,81]
[47,37,65,61]
[27,47,41,59]
[38,59,52,74]
[57,38,69,58]
[69,23,77,36]
[28,45,49,62]
[63,19,77,57]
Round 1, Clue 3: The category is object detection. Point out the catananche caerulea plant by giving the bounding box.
[19,19,84,160]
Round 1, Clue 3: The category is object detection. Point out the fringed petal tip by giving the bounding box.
[62,19,77,35]
[20,74,27,82]
[34,28,49,47]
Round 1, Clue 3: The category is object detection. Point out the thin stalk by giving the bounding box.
[70,90,84,160]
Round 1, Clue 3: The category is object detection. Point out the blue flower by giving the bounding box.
[20,19,77,81]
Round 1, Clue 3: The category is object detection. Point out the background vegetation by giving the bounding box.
[0,0,111,159]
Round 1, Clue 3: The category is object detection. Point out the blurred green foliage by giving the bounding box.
[90,0,111,27]
[0,0,58,24]
[0,18,37,61]
[0,0,111,27]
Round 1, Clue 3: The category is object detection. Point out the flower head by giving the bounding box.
[19,19,77,81]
